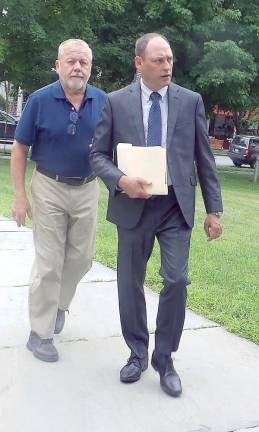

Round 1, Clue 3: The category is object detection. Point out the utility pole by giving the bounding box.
[253,156,259,183]
[16,86,23,118]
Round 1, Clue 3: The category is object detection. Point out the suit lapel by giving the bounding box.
[167,83,181,146]
[127,82,146,146]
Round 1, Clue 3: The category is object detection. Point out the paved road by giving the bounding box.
[215,155,233,166]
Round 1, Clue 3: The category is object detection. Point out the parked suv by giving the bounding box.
[228,135,259,168]
[0,110,17,154]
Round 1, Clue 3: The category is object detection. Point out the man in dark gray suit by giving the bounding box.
[90,33,223,397]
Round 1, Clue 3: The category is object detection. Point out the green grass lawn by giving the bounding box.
[0,158,35,222]
[1,158,259,344]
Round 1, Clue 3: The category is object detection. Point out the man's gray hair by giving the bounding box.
[135,33,170,57]
[58,39,93,62]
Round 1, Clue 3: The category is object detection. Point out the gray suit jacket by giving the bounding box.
[90,81,223,229]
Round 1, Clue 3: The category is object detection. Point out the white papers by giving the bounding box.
[117,143,168,195]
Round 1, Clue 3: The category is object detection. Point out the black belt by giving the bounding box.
[36,166,96,186]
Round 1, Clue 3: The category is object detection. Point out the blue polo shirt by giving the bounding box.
[15,80,107,177]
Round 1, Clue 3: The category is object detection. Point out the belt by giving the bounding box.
[36,166,96,186]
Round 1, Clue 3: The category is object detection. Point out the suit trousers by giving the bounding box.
[117,187,192,359]
[29,169,99,338]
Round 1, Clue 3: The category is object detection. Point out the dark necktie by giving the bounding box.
[147,92,162,146]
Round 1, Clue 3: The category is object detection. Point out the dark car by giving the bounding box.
[0,110,17,154]
[228,135,259,168]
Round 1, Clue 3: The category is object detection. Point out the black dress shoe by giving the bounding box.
[120,354,148,383]
[151,350,182,397]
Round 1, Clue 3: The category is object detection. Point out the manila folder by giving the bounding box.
[117,143,168,195]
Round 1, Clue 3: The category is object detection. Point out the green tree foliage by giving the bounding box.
[0,0,123,93]
[192,40,257,111]
[0,0,258,119]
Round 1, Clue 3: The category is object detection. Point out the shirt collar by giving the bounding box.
[52,80,95,100]
[140,78,168,101]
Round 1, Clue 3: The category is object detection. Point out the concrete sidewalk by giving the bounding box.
[0,215,259,432]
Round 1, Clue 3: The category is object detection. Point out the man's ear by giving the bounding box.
[134,55,142,69]
[55,59,59,74]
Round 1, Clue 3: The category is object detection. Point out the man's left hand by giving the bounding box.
[204,214,222,241]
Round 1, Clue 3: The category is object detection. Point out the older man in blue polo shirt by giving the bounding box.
[11,39,107,362]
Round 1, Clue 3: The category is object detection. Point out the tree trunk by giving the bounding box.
[233,112,246,135]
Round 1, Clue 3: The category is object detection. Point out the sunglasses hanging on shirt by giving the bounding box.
[67,110,79,135]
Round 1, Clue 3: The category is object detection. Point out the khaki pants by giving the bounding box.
[29,169,99,338]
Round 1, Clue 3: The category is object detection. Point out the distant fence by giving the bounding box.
[238,129,259,136]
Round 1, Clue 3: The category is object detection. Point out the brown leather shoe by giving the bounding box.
[120,354,148,383]
[151,350,182,397]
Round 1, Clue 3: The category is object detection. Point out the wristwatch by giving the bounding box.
[211,212,222,218]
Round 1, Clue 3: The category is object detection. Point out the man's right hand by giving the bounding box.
[12,195,32,227]
[10,141,31,227]
[117,175,151,199]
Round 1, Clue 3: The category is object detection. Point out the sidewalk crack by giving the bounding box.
[59,337,89,344]
[228,424,259,431]
[184,324,221,331]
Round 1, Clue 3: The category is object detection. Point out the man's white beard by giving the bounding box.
[66,78,86,92]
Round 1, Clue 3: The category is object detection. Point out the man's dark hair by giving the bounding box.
[135,33,170,57]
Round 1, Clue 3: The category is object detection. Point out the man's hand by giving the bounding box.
[12,195,32,227]
[10,140,31,226]
[204,213,222,241]
[118,175,151,199]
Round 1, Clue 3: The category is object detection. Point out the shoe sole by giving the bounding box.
[120,375,141,383]
[54,326,64,335]
[26,341,59,363]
